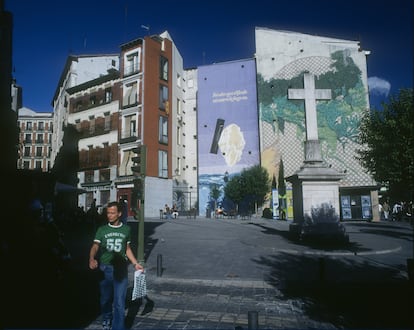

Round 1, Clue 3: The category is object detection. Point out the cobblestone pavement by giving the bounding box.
[86,277,338,330]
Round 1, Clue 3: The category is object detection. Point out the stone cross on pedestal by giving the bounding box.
[288,73,331,141]
[286,73,345,234]
[288,73,332,163]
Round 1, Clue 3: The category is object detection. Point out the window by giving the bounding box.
[35,160,42,169]
[158,150,168,178]
[124,51,140,76]
[23,161,30,169]
[105,88,112,103]
[38,121,44,130]
[90,95,96,106]
[177,98,181,115]
[159,116,168,144]
[36,146,42,157]
[123,114,137,139]
[159,85,168,110]
[99,169,110,182]
[26,122,32,130]
[85,170,94,183]
[123,81,138,107]
[104,112,111,131]
[24,146,30,157]
[36,133,43,143]
[119,149,134,176]
[89,118,95,134]
[160,56,168,81]
[100,190,110,207]
[25,133,31,143]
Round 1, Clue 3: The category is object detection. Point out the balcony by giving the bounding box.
[123,64,140,78]
[119,129,139,144]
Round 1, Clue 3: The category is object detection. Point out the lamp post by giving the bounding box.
[131,144,146,264]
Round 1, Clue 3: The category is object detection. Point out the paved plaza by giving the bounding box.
[80,216,413,329]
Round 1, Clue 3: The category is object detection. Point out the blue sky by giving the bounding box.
[5,0,413,112]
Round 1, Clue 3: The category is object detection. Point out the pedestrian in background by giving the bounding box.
[89,201,144,330]
[164,204,172,219]
[382,200,390,221]
[171,203,179,219]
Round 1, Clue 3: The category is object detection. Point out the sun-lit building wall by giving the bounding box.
[255,28,378,220]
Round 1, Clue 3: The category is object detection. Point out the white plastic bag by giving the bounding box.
[132,270,147,300]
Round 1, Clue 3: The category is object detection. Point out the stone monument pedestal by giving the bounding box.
[286,140,347,242]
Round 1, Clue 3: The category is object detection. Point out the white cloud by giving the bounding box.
[368,76,391,96]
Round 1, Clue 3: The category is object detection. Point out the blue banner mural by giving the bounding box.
[197,59,260,214]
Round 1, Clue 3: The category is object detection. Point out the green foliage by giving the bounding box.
[357,88,414,200]
[223,175,243,205]
[210,183,221,200]
[271,174,276,189]
[277,158,286,196]
[224,165,270,209]
[209,183,221,209]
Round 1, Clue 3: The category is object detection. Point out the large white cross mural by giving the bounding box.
[288,73,332,141]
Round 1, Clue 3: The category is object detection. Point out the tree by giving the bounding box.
[224,175,244,208]
[209,183,221,211]
[357,88,414,201]
[224,165,270,213]
[278,158,287,219]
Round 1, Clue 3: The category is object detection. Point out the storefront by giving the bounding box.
[339,186,380,221]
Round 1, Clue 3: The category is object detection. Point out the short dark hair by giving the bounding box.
[107,201,120,210]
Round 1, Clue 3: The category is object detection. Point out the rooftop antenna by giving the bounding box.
[141,25,150,36]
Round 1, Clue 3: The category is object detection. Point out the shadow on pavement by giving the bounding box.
[252,222,372,253]
[1,220,164,329]
[254,250,413,329]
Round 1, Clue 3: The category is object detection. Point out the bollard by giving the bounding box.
[248,311,258,330]
[157,254,163,277]
[319,257,325,281]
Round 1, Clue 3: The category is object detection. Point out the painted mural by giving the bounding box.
[197,59,260,215]
[257,50,375,188]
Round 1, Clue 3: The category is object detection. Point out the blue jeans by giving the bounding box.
[99,264,128,330]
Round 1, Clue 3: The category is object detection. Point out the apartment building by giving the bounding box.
[51,55,120,170]
[116,31,190,217]
[66,69,121,212]
[17,107,53,172]
[51,32,194,217]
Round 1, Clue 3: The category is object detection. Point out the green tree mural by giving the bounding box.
[258,50,367,154]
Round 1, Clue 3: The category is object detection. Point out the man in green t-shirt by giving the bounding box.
[89,201,143,330]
